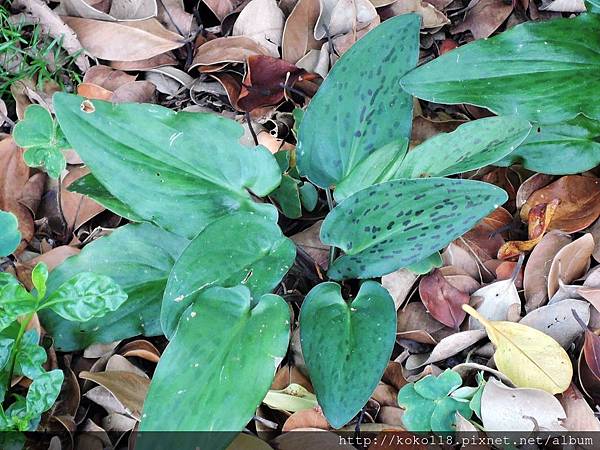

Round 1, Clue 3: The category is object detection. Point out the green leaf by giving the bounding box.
[498,115,600,174]
[30,263,48,300]
[322,178,507,279]
[297,14,420,188]
[68,173,144,222]
[0,284,37,332]
[395,116,532,178]
[139,285,290,449]
[334,139,408,202]
[0,338,14,371]
[270,174,302,219]
[161,211,296,337]
[406,252,443,275]
[401,14,600,123]
[42,272,127,322]
[12,104,66,178]
[299,281,396,428]
[25,369,63,420]
[13,331,45,380]
[299,182,318,212]
[397,369,472,432]
[0,211,21,257]
[53,93,282,239]
[39,223,188,351]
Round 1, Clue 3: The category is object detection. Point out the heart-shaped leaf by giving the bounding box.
[40,223,188,351]
[12,104,67,178]
[161,211,296,337]
[53,93,281,239]
[395,116,532,178]
[42,272,128,322]
[139,285,290,450]
[0,210,21,257]
[401,13,600,123]
[321,178,508,279]
[498,115,600,175]
[297,14,420,188]
[299,281,396,428]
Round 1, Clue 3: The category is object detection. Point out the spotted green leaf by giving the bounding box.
[299,281,396,428]
[322,178,508,279]
[498,115,600,174]
[401,14,600,123]
[334,139,408,202]
[53,93,281,239]
[139,285,289,450]
[161,211,296,337]
[394,116,532,178]
[40,223,187,351]
[12,104,67,178]
[41,272,127,322]
[297,14,420,188]
[0,211,21,257]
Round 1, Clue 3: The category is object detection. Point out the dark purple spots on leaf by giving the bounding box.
[386,221,395,230]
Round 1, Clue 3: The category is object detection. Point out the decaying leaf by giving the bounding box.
[547,233,594,299]
[418,269,469,329]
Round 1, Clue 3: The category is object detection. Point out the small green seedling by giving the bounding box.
[0,211,21,257]
[0,262,126,434]
[397,369,473,432]
[12,105,70,179]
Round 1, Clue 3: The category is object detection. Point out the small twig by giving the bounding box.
[246,112,259,146]
[326,188,337,268]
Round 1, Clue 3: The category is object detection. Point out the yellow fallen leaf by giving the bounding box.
[462,304,572,394]
[262,383,318,412]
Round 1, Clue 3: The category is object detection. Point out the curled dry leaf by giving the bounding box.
[451,0,513,39]
[63,17,185,61]
[521,176,600,234]
[404,329,487,369]
[516,173,554,209]
[191,36,271,69]
[397,302,449,345]
[79,370,150,420]
[381,268,418,310]
[463,304,573,394]
[547,233,594,299]
[233,0,285,57]
[498,199,559,260]
[282,0,322,64]
[58,0,158,21]
[519,299,589,348]
[380,0,449,29]
[282,406,329,431]
[523,230,571,312]
[119,340,161,363]
[418,269,470,329]
[481,378,566,431]
[559,383,600,432]
[468,275,521,330]
[0,137,33,251]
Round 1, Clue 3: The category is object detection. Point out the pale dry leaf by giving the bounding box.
[524,230,571,312]
[406,330,486,369]
[541,0,586,11]
[559,384,600,432]
[233,0,285,57]
[59,0,158,21]
[519,299,589,348]
[481,378,566,432]
[469,278,521,330]
[381,0,449,28]
[202,0,247,21]
[191,36,271,68]
[106,355,148,379]
[381,268,418,310]
[442,243,480,280]
[102,412,137,432]
[314,0,355,39]
[282,0,322,64]
[547,233,594,299]
[63,17,185,61]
